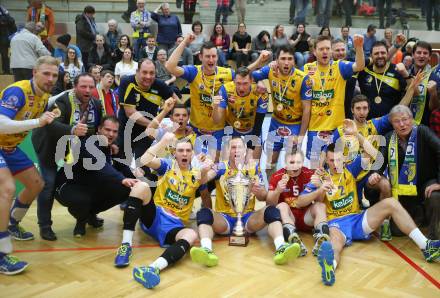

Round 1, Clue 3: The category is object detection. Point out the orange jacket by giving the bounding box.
[26,5,55,37]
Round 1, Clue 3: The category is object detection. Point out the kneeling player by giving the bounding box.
[190,137,300,267]
[114,132,217,289]
[267,150,330,256]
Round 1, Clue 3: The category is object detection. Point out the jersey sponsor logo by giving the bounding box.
[1,95,19,110]
[200,93,213,105]
[305,89,312,97]
[312,90,335,100]
[276,126,292,137]
[330,192,354,210]
[273,93,294,106]
[165,188,190,207]
[312,100,330,107]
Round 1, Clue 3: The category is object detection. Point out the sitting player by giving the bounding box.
[267,150,330,257]
[190,137,300,267]
[113,131,217,289]
[301,120,440,286]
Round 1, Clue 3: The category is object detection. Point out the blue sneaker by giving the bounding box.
[0,254,28,275]
[423,240,440,262]
[133,266,160,289]
[8,224,34,241]
[114,243,132,267]
[317,241,335,286]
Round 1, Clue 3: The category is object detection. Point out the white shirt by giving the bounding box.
[115,61,138,78]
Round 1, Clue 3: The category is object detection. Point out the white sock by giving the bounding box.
[122,230,134,246]
[333,260,338,270]
[274,236,285,250]
[150,257,168,271]
[0,235,12,254]
[409,228,428,250]
[200,238,212,250]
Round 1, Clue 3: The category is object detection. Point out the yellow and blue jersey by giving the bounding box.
[181,65,235,131]
[301,156,363,220]
[153,158,202,222]
[332,115,392,180]
[252,66,312,124]
[218,82,268,133]
[0,80,49,148]
[303,60,354,131]
[214,161,263,216]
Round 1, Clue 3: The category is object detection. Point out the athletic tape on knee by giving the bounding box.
[196,207,214,226]
[161,239,190,265]
[122,196,143,231]
[264,206,281,224]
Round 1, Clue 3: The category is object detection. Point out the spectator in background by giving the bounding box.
[292,0,310,26]
[403,55,413,70]
[251,30,271,62]
[168,35,194,66]
[235,0,246,24]
[89,65,101,85]
[271,24,289,54]
[232,23,251,68]
[53,34,82,63]
[27,0,55,49]
[383,28,393,49]
[112,34,131,66]
[60,46,85,84]
[188,21,207,64]
[122,0,137,23]
[92,70,118,115]
[289,23,311,68]
[319,26,332,39]
[0,5,16,74]
[215,0,229,24]
[115,47,138,86]
[104,19,122,54]
[52,70,72,96]
[88,34,113,71]
[75,5,97,68]
[425,0,440,31]
[210,23,230,67]
[183,0,197,24]
[130,0,152,61]
[341,0,355,27]
[151,3,182,52]
[340,26,354,61]
[316,0,332,27]
[10,22,51,81]
[140,35,159,61]
[363,24,377,58]
[377,0,392,29]
[155,49,177,89]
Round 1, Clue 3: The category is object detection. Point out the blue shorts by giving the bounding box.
[306,130,334,161]
[0,147,34,175]
[191,125,225,152]
[264,118,300,152]
[328,211,371,246]
[220,212,254,235]
[140,206,185,247]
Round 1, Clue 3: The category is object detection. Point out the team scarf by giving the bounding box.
[31,4,48,37]
[388,125,418,198]
[84,13,97,36]
[410,65,431,124]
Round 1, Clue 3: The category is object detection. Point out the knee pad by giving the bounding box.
[161,239,190,265]
[196,207,214,226]
[264,206,281,224]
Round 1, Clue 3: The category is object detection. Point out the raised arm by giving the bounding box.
[165,34,195,77]
[140,132,176,169]
[352,34,365,72]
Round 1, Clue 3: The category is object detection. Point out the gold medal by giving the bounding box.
[52,107,61,118]
[374,96,382,104]
[320,96,326,103]
[277,104,283,111]
[282,174,289,180]
[234,121,241,129]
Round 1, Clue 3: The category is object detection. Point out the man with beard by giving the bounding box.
[249,45,311,178]
[356,41,407,120]
[0,56,58,274]
[303,34,365,167]
[396,41,440,126]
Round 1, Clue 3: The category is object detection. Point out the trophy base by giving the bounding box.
[229,234,249,247]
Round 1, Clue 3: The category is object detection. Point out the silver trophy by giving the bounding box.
[222,166,252,246]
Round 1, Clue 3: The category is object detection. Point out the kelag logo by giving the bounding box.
[331,192,354,210]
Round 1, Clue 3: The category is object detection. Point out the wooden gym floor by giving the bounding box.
[0,201,439,298]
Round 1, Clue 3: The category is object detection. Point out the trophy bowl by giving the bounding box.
[223,170,252,246]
